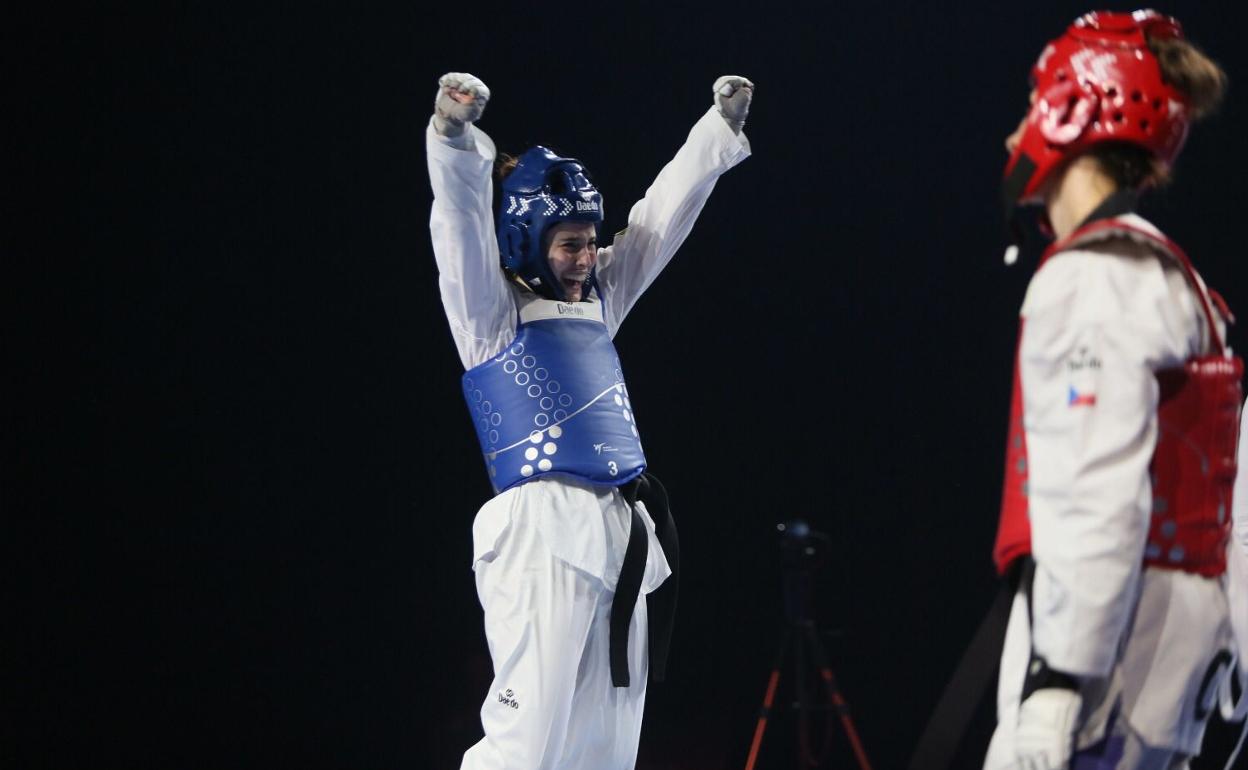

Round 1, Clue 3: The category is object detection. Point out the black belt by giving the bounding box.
[610,472,680,687]
[906,559,1027,770]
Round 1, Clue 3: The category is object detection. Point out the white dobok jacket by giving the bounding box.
[426,107,750,588]
[1019,213,1238,679]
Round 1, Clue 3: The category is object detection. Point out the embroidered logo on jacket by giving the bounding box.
[497,689,520,709]
[1066,346,1102,372]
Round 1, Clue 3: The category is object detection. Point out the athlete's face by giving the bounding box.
[545,222,598,302]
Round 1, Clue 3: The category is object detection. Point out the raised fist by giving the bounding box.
[433,72,491,138]
[713,75,754,135]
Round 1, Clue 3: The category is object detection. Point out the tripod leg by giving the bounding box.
[803,624,874,770]
[795,625,811,769]
[744,627,791,770]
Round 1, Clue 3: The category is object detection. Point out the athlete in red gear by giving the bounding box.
[984,10,1244,769]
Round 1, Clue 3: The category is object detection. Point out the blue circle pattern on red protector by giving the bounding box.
[462,316,646,493]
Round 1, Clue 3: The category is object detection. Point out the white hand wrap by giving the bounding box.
[712,75,753,135]
[433,72,491,139]
[1014,688,1083,770]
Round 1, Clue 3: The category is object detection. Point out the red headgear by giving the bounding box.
[1003,10,1191,207]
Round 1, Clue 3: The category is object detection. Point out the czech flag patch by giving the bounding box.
[1068,386,1097,407]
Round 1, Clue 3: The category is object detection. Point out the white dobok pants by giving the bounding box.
[984,567,1235,769]
[460,509,651,770]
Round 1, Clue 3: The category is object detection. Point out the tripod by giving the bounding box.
[744,520,873,770]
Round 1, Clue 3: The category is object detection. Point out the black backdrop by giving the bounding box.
[11,2,1248,768]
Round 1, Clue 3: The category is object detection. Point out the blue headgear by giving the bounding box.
[497,146,604,301]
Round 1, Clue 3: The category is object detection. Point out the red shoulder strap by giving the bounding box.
[1043,219,1227,355]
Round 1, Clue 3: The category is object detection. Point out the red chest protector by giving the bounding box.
[993,219,1243,578]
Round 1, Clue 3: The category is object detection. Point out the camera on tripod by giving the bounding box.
[776,519,831,626]
[742,519,874,770]
[777,519,830,565]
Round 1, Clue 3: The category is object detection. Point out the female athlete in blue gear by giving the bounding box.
[426,71,753,770]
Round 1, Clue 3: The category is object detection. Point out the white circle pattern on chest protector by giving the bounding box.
[463,375,505,462]
[620,383,635,432]
[461,310,647,492]
[491,340,562,431]
[493,341,573,458]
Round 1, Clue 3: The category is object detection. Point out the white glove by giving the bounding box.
[713,75,753,135]
[432,72,491,138]
[1014,688,1082,770]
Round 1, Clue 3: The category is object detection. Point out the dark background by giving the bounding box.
[11,1,1248,768]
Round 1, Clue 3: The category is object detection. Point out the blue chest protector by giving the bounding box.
[462,293,646,493]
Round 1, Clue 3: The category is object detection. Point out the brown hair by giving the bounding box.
[1149,35,1227,120]
[1091,33,1228,190]
[495,153,519,182]
[1088,143,1168,190]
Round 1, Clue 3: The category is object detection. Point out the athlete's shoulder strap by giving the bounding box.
[1045,217,1227,355]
